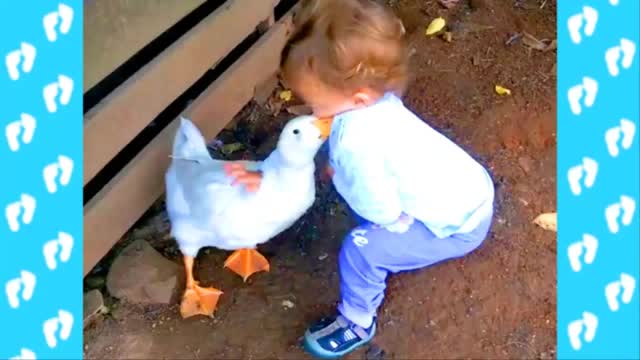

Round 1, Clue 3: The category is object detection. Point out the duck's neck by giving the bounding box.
[262,149,315,176]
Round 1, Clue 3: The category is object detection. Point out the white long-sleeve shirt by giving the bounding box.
[329,93,495,239]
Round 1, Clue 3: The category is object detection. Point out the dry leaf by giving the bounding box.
[279,90,292,102]
[426,17,446,36]
[505,33,523,46]
[543,39,557,52]
[522,32,556,51]
[533,212,557,232]
[495,85,512,95]
[522,32,546,50]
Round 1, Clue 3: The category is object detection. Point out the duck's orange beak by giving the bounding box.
[312,117,334,140]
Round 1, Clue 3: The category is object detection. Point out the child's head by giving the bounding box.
[280,0,409,118]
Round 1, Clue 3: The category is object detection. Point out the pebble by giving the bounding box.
[518,156,534,173]
[282,300,295,309]
[106,240,183,305]
[83,289,106,328]
[318,253,328,261]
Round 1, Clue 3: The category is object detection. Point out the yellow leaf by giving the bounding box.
[495,85,512,96]
[426,17,446,36]
[279,90,292,102]
[533,212,557,232]
[221,142,245,155]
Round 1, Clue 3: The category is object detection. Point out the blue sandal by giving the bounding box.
[303,314,376,359]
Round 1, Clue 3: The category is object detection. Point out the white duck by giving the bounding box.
[165,115,332,318]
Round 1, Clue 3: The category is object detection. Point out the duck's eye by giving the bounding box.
[293,129,300,135]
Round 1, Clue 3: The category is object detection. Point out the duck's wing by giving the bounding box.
[176,159,244,218]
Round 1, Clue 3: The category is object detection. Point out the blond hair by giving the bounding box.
[281,0,409,96]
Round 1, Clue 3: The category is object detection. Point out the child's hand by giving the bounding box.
[224,163,262,192]
[380,213,414,233]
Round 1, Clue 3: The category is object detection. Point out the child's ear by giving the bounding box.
[353,90,375,107]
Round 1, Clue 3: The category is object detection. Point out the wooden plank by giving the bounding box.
[83,9,295,276]
[83,0,279,186]
[83,0,205,91]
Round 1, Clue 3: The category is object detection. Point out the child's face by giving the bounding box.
[286,68,371,118]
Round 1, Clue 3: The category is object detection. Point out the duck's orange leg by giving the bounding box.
[223,248,270,282]
[180,255,223,319]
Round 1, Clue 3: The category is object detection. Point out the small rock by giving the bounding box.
[83,289,107,328]
[282,300,295,309]
[318,253,328,261]
[85,275,106,289]
[106,240,184,305]
[518,156,534,173]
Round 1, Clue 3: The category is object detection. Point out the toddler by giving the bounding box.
[229,0,494,358]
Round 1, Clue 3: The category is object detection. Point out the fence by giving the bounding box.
[83,0,298,275]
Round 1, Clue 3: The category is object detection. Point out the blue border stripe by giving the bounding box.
[0,2,83,359]
[558,1,639,358]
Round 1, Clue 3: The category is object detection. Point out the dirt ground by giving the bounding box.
[84,0,558,358]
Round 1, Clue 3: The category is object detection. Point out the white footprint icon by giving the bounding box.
[605,118,637,158]
[44,231,74,270]
[620,273,636,304]
[5,113,36,152]
[43,309,74,348]
[42,317,59,348]
[620,38,636,69]
[5,122,21,151]
[610,0,619,5]
[568,77,598,115]
[5,270,36,309]
[619,118,636,149]
[605,195,636,234]
[58,309,74,340]
[605,38,636,77]
[606,273,636,312]
[10,348,36,360]
[619,195,636,226]
[567,6,598,45]
[43,3,74,42]
[567,157,598,196]
[5,42,37,81]
[5,193,36,232]
[605,203,622,234]
[605,46,622,77]
[567,234,598,272]
[43,155,74,193]
[43,74,74,113]
[567,311,598,351]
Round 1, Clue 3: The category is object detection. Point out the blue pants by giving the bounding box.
[337,213,493,328]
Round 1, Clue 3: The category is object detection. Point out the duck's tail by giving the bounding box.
[172,117,210,161]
